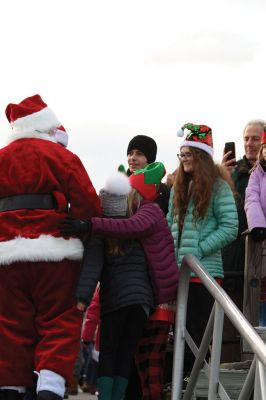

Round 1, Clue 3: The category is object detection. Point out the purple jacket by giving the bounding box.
[91,200,179,304]
[245,162,266,230]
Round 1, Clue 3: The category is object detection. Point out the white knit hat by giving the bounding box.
[99,172,131,217]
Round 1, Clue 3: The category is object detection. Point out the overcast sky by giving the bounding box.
[0,0,265,191]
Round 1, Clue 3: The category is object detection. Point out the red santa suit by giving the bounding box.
[0,95,101,399]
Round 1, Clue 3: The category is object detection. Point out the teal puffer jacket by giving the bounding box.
[167,179,238,278]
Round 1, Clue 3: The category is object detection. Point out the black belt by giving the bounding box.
[0,194,57,212]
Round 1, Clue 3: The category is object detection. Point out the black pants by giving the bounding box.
[99,305,147,379]
[184,283,215,375]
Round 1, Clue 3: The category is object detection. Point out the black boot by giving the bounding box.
[37,391,62,400]
[0,389,24,399]
[23,388,37,400]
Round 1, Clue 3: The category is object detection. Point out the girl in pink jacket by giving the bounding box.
[245,129,266,325]
[245,128,266,242]
[61,162,179,400]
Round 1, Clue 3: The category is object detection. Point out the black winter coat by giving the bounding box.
[76,235,154,315]
[222,156,252,273]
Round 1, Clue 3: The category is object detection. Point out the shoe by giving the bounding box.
[37,390,62,400]
[81,382,96,394]
[111,376,128,400]
[68,375,79,395]
[0,389,24,399]
[23,388,37,400]
[97,377,113,400]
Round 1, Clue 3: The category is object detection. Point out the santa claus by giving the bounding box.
[0,94,101,400]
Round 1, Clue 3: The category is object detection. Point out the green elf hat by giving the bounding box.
[117,164,127,174]
[177,122,213,157]
[129,161,166,201]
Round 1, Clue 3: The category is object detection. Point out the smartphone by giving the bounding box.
[224,142,236,162]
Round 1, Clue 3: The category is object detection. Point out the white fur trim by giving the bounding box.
[11,107,60,136]
[104,172,131,195]
[180,140,214,157]
[7,131,58,145]
[0,235,84,265]
[55,128,68,147]
[37,369,65,397]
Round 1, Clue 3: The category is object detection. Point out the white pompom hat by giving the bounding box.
[99,172,131,217]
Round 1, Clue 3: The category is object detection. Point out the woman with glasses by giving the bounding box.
[167,123,238,379]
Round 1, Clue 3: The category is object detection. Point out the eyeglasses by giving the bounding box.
[177,152,193,160]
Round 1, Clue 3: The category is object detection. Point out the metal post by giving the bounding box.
[258,360,266,400]
[171,262,190,400]
[238,357,255,400]
[208,302,224,399]
[254,357,262,400]
[183,307,214,400]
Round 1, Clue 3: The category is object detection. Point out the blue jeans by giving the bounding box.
[83,342,98,385]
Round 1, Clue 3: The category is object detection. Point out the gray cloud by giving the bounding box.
[150,31,259,66]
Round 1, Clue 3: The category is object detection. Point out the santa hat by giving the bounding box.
[5,94,69,147]
[177,123,213,157]
[127,135,157,164]
[129,162,166,201]
[99,172,131,217]
[261,126,266,145]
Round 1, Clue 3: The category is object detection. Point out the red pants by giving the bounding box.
[0,260,83,387]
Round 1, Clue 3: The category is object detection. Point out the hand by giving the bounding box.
[59,217,92,235]
[222,151,236,172]
[82,341,90,350]
[77,301,87,311]
[81,339,94,350]
[250,227,266,242]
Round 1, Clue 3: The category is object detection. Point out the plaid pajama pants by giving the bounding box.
[134,320,170,400]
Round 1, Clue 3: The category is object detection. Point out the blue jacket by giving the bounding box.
[167,179,238,278]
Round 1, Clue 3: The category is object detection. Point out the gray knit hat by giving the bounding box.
[99,172,131,217]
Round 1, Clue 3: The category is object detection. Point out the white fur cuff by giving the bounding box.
[37,369,65,397]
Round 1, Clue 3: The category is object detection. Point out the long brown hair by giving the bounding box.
[173,147,235,225]
[106,238,124,257]
[127,188,142,216]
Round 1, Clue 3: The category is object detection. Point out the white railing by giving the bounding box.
[171,254,266,400]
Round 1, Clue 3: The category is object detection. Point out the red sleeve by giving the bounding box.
[81,288,100,342]
[68,155,101,219]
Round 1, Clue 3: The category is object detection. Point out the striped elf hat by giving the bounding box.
[129,161,166,201]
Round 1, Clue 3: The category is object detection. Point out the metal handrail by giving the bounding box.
[171,254,266,400]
